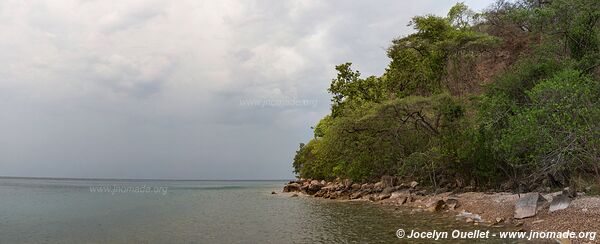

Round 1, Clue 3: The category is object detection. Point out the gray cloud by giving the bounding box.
[0,0,494,179]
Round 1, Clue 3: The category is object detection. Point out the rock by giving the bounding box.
[434,187,449,194]
[303,180,311,187]
[283,183,301,192]
[582,208,588,212]
[397,196,407,205]
[374,181,384,190]
[271,191,276,194]
[426,199,445,212]
[351,183,361,190]
[390,190,409,199]
[376,193,392,201]
[549,193,571,213]
[381,187,395,195]
[463,186,475,192]
[343,179,353,188]
[495,217,503,223]
[314,190,325,198]
[308,180,323,193]
[320,180,326,185]
[410,181,419,188]
[381,175,396,188]
[361,183,374,190]
[445,198,460,210]
[514,193,547,219]
[456,211,483,222]
[350,192,363,199]
[465,218,473,223]
[532,220,544,224]
[291,194,298,197]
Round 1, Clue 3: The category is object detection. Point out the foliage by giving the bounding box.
[384,10,499,98]
[292,1,600,190]
[496,70,600,186]
[328,63,385,117]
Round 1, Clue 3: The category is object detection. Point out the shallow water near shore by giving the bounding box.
[0,178,524,243]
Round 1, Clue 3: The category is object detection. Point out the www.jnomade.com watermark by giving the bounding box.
[89,185,168,195]
[395,228,597,241]
[239,97,318,108]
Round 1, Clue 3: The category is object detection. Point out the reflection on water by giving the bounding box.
[0,178,524,243]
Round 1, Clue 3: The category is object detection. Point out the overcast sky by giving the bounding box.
[0,0,494,180]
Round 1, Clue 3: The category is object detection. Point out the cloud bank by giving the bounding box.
[0,0,493,179]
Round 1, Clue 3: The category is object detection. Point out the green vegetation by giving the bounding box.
[293,0,600,192]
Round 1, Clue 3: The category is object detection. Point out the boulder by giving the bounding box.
[456,211,483,222]
[361,183,374,190]
[396,196,408,205]
[375,192,392,201]
[426,199,445,212]
[549,193,571,213]
[445,198,460,210]
[514,192,547,219]
[381,187,395,195]
[390,191,402,199]
[350,192,363,199]
[374,181,384,190]
[351,183,361,190]
[300,185,309,194]
[291,194,298,197]
[338,192,351,200]
[343,179,353,188]
[321,185,334,191]
[381,175,396,188]
[410,181,419,188]
[271,191,277,194]
[307,180,323,193]
[390,190,409,200]
[283,183,301,192]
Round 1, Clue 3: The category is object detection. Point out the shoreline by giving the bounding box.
[282,179,600,243]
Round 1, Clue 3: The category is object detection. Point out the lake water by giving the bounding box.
[0,178,521,243]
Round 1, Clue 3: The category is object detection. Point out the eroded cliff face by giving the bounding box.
[444,25,531,96]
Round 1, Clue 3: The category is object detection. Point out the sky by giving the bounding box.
[0,0,494,180]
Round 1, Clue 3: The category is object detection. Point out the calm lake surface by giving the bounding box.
[0,178,522,243]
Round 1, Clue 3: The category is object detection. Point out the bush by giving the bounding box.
[497,70,600,186]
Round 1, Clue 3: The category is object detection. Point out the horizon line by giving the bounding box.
[0,175,295,182]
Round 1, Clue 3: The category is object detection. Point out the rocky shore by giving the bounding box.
[282,177,600,243]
